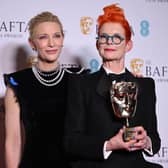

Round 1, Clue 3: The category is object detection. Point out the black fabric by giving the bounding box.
[64,67,163,168]
[4,67,88,168]
[108,72,126,82]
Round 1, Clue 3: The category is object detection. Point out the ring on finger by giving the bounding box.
[130,144,134,148]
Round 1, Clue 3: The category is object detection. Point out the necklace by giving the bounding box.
[36,66,59,77]
[32,65,65,86]
[64,67,85,74]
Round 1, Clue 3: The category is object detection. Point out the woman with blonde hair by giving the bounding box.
[4,11,87,168]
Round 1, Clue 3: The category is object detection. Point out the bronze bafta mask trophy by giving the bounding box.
[110,81,138,141]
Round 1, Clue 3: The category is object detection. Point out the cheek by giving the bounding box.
[36,44,47,56]
[116,46,126,54]
[98,46,105,56]
[58,39,64,45]
[35,41,48,49]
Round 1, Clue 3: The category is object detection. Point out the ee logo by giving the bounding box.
[140,20,150,37]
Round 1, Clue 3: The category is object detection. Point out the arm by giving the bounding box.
[145,79,161,155]
[4,87,22,168]
[64,75,105,160]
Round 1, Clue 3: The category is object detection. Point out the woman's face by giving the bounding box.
[29,21,64,63]
[97,22,132,62]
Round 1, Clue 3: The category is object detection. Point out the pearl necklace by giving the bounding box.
[32,65,65,87]
[36,66,59,77]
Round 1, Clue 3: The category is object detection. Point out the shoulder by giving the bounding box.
[136,76,155,86]
[71,69,103,86]
[63,67,90,75]
[4,68,32,78]
[135,77,156,95]
[126,69,155,86]
[63,66,91,80]
[3,68,32,87]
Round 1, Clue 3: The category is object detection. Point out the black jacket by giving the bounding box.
[64,67,162,168]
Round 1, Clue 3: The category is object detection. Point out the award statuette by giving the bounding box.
[110,81,138,141]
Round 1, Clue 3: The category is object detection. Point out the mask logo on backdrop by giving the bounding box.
[0,20,28,38]
[130,58,144,75]
[130,58,168,82]
[80,16,94,35]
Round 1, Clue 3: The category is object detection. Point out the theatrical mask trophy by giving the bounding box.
[110,81,138,141]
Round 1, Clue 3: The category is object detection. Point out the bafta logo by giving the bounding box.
[80,16,93,35]
[130,58,144,76]
[110,81,138,141]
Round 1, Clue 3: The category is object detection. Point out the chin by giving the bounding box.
[103,57,117,62]
[46,59,57,63]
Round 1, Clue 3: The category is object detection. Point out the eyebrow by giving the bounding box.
[36,32,62,36]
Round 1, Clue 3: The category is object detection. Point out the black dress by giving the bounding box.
[4,67,89,168]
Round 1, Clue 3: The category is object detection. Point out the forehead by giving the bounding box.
[99,22,125,35]
[33,21,61,34]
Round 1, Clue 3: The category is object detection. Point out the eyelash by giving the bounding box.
[38,34,62,40]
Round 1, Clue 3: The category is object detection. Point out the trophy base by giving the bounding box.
[123,127,135,142]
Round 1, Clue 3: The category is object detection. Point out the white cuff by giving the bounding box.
[103,141,112,159]
[143,136,153,155]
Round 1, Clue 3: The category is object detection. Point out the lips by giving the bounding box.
[46,49,58,54]
[104,48,116,52]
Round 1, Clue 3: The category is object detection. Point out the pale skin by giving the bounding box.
[97,22,151,152]
[4,21,64,168]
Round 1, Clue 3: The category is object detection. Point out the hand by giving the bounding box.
[127,126,150,151]
[106,127,137,152]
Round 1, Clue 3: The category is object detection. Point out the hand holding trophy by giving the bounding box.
[110,81,138,141]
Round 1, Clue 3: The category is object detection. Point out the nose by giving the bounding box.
[107,37,113,45]
[48,37,54,47]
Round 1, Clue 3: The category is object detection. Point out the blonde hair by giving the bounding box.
[28,11,64,38]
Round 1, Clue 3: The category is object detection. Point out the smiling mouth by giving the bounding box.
[46,49,58,54]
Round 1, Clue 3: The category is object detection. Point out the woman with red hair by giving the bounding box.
[64,3,163,168]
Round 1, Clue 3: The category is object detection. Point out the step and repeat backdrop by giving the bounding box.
[0,0,168,167]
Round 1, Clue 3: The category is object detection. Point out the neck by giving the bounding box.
[36,61,59,72]
[103,60,125,74]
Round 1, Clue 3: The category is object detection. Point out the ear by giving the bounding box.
[125,40,133,53]
[28,38,36,51]
[96,40,99,50]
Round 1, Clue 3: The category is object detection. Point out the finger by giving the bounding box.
[132,139,147,149]
[118,128,125,137]
[125,139,137,150]
[136,131,147,141]
[134,126,144,132]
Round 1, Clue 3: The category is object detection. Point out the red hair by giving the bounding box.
[97,3,132,42]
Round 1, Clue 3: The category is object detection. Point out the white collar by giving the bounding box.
[103,66,125,75]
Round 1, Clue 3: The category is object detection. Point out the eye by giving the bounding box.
[53,33,62,38]
[96,34,107,43]
[113,34,124,42]
[99,34,106,38]
[37,34,48,40]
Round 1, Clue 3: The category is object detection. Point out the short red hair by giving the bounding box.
[97,3,132,42]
